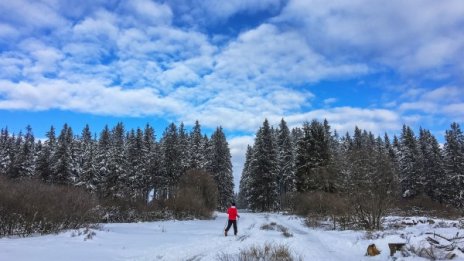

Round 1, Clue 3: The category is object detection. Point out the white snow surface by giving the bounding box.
[1,212,463,261]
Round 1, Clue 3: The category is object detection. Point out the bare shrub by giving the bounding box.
[391,194,461,219]
[0,176,99,237]
[217,243,302,261]
[293,192,355,230]
[98,197,171,223]
[167,169,218,219]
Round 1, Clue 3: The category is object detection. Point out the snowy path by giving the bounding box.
[2,212,462,260]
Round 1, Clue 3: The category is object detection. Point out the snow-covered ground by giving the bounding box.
[1,212,463,260]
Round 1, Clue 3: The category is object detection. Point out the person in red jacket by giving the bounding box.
[224,202,240,236]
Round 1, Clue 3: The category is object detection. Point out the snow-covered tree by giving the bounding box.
[96,125,112,197]
[398,125,422,198]
[276,119,295,207]
[238,145,253,209]
[51,124,74,185]
[295,120,331,192]
[160,123,181,199]
[443,122,464,207]
[35,126,56,183]
[76,124,98,192]
[207,127,234,210]
[248,119,279,211]
[189,120,206,170]
[418,128,444,201]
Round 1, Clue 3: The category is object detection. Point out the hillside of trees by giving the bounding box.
[239,119,463,229]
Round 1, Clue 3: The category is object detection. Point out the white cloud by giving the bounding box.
[0,79,186,116]
[323,98,337,106]
[399,86,464,114]
[213,24,368,85]
[126,0,173,25]
[274,0,464,73]
[0,0,68,32]
[285,107,401,135]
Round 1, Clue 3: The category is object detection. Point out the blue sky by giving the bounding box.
[1,0,464,188]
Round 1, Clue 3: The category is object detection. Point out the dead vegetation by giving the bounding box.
[217,243,302,261]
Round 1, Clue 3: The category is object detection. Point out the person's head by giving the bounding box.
[231,202,236,206]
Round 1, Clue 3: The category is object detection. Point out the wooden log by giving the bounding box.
[388,243,406,256]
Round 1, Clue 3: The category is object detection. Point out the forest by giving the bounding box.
[1,119,463,235]
[239,119,464,229]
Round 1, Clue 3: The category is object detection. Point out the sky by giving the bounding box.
[1,0,464,190]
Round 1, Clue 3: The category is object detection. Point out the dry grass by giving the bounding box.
[217,243,302,261]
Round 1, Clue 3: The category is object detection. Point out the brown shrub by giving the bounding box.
[391,194,461,219]
[0,176,99,237]
[167,169,218,219]
[292,192,354,230]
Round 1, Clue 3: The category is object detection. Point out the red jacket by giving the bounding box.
[227,206,239,220]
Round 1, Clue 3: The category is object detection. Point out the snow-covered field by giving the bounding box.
[1,212,463,261]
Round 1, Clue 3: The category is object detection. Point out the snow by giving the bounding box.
[1,212,463,261]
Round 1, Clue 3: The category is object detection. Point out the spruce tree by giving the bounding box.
[51,124,74,185]
[443,122,464,207]
[276,119,295,207]
[76,124,98,192]
[238,145,253,209]
[160,123,181,198]
[189,120,206,170]
[96,125,112,197]
[418,128,444,201]
[35,126,56,183]
[0,128,11,177]
[207,127,234,210]
[248,119,279,211]
[398,125,421,198]
[143,124,161,201]
[108,122,128,198]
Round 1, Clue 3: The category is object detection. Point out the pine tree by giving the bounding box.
[51,124,75,185]
[178,122,190,174]
[17,125,35,179]
[248,119,279,211]
[189,120,206,170]
[126,128,145,200]
[96,125,111,197]
[76,124,98,192]
[295,120,331,192]
[398,125,421,198]
[276,119,295,207]
[143,124,161,201]
[0,128,13,177]
[443,122,464,207]
[108,122,128,198]
[35,126,56,183]
[238,145,253,209]
[160,123,181,199]
[418,128,444,201]
[207,127,234,210]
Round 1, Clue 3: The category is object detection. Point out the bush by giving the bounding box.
[167,169,218,219]
[292,192,354,230]
[217,243,302,261]
[390,194,461,219]
[97,197,172,223]
[0,176,99,237]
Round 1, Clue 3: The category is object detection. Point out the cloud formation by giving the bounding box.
[1,0,463,186]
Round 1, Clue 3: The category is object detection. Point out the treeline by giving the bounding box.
[239,119,463,227]
[0,121,234,209]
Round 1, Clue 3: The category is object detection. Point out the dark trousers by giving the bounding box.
[225,220,237,235]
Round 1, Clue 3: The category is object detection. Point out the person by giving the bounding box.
[225,202,240,236]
